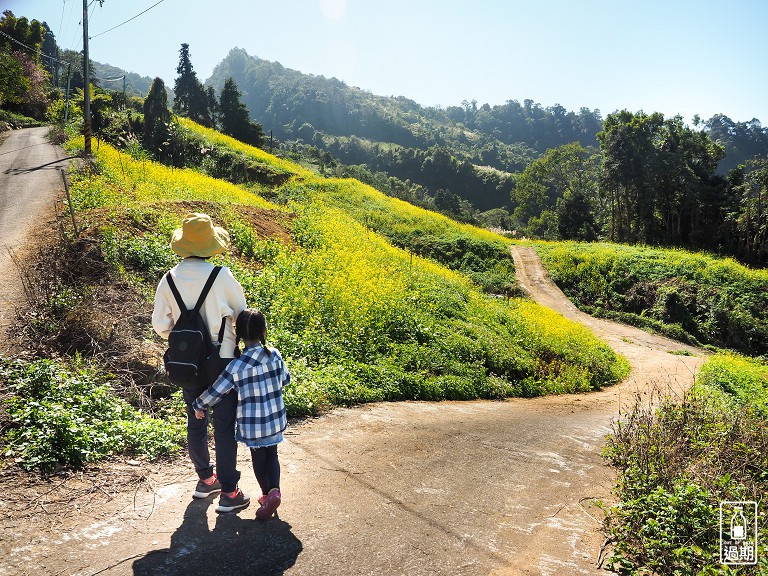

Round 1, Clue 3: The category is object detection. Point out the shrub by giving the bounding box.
[1,359,185,472]
[537,242,768,355]
[603,355,768,574]
[101,228,179,284]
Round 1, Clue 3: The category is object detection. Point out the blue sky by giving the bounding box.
[7,0,767,123]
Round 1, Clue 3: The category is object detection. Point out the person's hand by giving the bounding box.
[194,408,207,419]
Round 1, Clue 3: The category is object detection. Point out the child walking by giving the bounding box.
[193,309,290,519]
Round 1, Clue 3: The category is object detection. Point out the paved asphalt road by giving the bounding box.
[0,127,70,337]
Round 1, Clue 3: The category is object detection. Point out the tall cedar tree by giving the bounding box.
[218,77,264,146]
[143,77,172,157]
[172,44,211,127]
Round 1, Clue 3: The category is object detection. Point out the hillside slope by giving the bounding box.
[57,120,629,408]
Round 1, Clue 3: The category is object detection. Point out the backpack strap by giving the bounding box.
[165,266,222,314]
[216,317,226,345]
[193,266,222,313]
[165,272,186,312]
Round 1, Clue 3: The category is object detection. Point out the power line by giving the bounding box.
[89,0,166,39]
[0,29,74,68]
[57,0,67,42]
[63,0,80,50]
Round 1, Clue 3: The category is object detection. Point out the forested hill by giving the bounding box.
[206,48,767,213]
[91,61,156,98]
[205,47,604,211]
[206,47,603,153]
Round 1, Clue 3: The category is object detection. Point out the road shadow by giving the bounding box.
[3,155,79,175]
[132,497,302,576]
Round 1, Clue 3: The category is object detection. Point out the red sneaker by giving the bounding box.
[256,488,281,520]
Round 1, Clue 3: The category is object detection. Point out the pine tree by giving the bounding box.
[218,77,264,146]
[206,85,218,128]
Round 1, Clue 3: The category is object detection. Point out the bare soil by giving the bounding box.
[0,130,708,576]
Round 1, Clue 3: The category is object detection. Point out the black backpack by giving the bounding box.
[162,266,225,390]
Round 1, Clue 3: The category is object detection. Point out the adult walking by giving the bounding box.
[152,213,250,513]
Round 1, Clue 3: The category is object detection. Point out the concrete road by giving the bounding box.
[0,247,707,576]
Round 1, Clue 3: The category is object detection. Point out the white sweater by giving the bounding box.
[152,258,247,358]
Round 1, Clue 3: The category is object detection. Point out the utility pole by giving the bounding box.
[64,62,72,123]
[82,0,91,155]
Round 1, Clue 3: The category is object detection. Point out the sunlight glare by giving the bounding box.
[319,0,346,21]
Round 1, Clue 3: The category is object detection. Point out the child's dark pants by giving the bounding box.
[250,444,280,495]
[182,357,240,493]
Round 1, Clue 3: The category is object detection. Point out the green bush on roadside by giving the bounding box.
[603,354,768,574]
[536,242,768,355]
[0,358,185,472]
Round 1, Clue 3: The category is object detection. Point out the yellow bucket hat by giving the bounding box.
[170,213,230,258]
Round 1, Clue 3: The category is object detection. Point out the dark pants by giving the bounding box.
[182,357,240,493]
[250,444,280,495]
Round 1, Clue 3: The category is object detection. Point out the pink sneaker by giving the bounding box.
[256,488,281,520]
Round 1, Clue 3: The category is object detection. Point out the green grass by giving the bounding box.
[535,241,768,356]
[696,353,768,416]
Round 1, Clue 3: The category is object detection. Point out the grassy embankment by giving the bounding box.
[2,120,628,472]
[0,109,40,131]
[535,241,768,356]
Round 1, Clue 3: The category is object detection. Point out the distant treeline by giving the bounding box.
[206,48,607,211]
[205,48,768,265]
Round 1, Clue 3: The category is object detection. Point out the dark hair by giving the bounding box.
[236,308,267,346]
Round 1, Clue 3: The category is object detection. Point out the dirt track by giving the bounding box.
[0,130,707,576]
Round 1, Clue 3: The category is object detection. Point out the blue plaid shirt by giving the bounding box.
[193,344,290,445]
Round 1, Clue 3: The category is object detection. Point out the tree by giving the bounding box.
[556,190,597,241]
[705,114,768,174]
[41,22,59,85]
[512,142,602,239]
[653,116,725,246]
[725,158,768,264]
[0,51,27,108]
[598,111,727,247]
[3,50,50,118]
[172,44,211,126]
[597,110,664,243]
[205,85,218,128]
[218,77,264,146]
[0,11,52,118]
[0,11,44,52]
[143,77,172,158]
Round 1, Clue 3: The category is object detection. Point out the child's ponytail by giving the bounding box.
[236,308,267,345]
